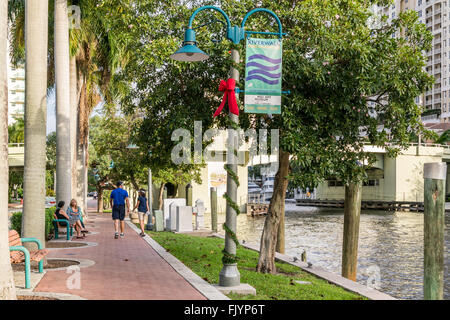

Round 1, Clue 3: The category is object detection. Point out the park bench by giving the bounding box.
[52,217,73,240]
[9,230,49,289]
[53,214,88,240]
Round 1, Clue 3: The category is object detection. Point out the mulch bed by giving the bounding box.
[12,259,80,272]
[45,241,87,248]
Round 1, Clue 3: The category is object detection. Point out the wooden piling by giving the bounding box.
[342,181,362,281]
[186,184,193,207]
[423,162,446,300]
[211,187,217,232]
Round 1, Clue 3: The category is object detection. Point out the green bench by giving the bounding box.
[52,218,73,240]
[9,230,49,289]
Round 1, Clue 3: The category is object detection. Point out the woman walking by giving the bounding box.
[67,199,85,239]
[133,189,149,237]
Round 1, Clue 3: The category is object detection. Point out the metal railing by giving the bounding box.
[8,143,24,148]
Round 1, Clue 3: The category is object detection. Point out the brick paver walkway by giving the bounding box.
[34,205,206,300]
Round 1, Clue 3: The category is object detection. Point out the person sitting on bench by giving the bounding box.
[67,199,85,239]
[54,201,71,229]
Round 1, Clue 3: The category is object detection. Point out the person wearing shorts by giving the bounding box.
[133,189,149,237]
[110,181,130,239]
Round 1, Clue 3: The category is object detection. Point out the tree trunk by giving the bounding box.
[0,0,17,299]
[158,182,165,211]
[22,0,48,249]
[97,186,103,214]
[276,202,285,254]
[70,56,78,201]
[342,182,362,281]
[257,149,290,273]
[55,0,72,205]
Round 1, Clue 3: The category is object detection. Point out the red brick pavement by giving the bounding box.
[34,211,206,300]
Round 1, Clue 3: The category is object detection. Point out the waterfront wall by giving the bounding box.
[317,146,445,202]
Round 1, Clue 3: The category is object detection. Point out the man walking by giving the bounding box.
[110,181,130,239]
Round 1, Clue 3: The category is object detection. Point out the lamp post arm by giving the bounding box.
[188,6,232,30]
[241,8,283,39]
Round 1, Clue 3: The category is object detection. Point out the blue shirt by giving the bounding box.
[138,196,147,212]
[110,188,129,206]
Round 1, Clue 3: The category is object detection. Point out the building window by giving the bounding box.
[328,180,344,187]
[419,0,422,4]
[363,180,380,187]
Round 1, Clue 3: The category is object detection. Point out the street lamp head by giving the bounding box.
[126,143,139,149]
[170,28,209,62]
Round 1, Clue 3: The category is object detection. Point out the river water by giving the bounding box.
[203,203,449,300]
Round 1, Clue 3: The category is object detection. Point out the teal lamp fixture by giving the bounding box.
[170,6,283,62]
[170,28,209,62]
[170,5,283,291]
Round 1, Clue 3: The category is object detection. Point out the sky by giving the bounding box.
[47,90,56,134]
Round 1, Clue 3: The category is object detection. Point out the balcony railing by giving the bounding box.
[10,69,25,79]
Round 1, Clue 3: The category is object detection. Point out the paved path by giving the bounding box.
[33,205,207,300]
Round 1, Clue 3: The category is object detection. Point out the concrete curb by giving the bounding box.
[212,234,396,300]
[16,291,86,300]
[126,221,230,301]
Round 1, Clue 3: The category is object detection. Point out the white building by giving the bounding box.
[373,1,450,123]
[6,37,25,124]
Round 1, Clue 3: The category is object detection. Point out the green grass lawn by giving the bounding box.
[145,230,365,300]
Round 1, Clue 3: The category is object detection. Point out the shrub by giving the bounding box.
[10,207,56,239]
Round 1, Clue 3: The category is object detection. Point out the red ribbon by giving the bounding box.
[213,78,239,117]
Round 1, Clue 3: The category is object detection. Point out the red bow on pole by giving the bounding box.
[213,78,239,117]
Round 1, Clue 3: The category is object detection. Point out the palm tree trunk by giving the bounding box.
[0,0,17,299]
[55,0,71,205]
[70,56,78,201]
[22,0,48,248]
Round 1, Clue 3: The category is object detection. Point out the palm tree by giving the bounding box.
[9,0,125,215]
[21,0,48,248]
[8,117,25,143]
[0,0,17,299]
[54,0,72,205]
[434,130,450,145]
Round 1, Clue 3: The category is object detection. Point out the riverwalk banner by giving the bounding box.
[244,38,282,114]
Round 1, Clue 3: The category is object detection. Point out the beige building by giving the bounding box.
[317,144,450,202]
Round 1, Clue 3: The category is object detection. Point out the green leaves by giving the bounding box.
[99,0,432,188]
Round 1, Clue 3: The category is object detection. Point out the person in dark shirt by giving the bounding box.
[54,201,70,228]
[133,189,149,237]
[110,181,130,239]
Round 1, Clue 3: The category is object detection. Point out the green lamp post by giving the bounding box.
[171,6,283,289]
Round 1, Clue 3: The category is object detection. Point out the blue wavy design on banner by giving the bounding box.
[246,61,280,72]
[248,69,281,79]
[246,54,281,85]
[248,54,282,64]
[246,75,280,85]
